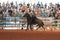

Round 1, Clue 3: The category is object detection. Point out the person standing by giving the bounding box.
[27,3,30,8]
[15,1,18,10]
[44,3,47,8]
[0,3,2,8]
[40,2,43,8]
[37,2,40,9]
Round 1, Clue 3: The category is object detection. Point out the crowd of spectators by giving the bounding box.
[0,1,60,27]
[0,1,60,19]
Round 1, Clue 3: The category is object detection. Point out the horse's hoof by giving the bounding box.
[21,28,23,30]
[30,29,33,31]
[36,28,39,30]
[25,29,28,31]
[25,30,27,31]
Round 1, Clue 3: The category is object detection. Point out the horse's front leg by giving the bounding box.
[26,23,29,30]
[30,24,33,30]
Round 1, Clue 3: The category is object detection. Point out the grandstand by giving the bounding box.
[0,0,60,31]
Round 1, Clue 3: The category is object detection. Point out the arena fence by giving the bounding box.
[0,17,60,30]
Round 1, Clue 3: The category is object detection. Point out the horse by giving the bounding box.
[23,13,45,30]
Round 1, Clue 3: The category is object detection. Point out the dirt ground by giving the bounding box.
[0,30,60,40]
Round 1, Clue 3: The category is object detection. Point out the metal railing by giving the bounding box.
[0,17,60,30]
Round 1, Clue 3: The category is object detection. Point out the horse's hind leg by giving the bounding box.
[36,24,40,30]
[25,24,29,30]
[42,26,45,31]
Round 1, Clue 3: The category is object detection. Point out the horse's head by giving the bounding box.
[23,12,30,18]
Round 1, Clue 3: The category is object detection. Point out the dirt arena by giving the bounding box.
[0,30,60,40]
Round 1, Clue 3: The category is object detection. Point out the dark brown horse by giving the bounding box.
[23,13,45,30]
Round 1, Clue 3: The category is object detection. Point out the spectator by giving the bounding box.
[19,3,22,7]
[8,9,13,16]
[44,3,47,8]
[37,2,40,8]
[15,1,18,10]
[0,3,2,8]
[10,1,14,7]
[27,3,30,8]
[33,3,36,10]
[40,2,43,8]
[42,9,47,17]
